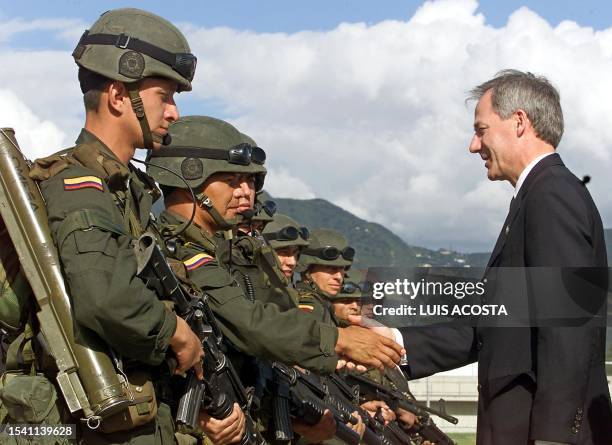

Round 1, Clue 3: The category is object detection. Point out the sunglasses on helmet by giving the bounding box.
[264,226,309,243]
[260,200,277,217]
[303,246,355,261]
[75,31,197,82]
[340,281,361,294]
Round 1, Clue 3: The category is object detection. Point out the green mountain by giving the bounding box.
[271,196,489,269]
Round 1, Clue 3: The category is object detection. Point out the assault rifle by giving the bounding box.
[270,361,362,445]
[325,373,412,445]
[341,371,458,445]
[271,362,415,445]
[134,233,264,445]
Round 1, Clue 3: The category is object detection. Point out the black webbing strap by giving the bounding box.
[78,31,177,69]
[150,146,230,160]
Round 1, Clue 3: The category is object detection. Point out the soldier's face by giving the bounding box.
[275,246,300,278]
[332,299,361,321]
[469,90,519,183]
[138,77,179,149]
[201,172,256,225]
[309,265,345,296]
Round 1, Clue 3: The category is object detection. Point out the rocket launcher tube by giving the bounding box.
[0,128,131,425]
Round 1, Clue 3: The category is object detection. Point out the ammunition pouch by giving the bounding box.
[99,369,157,434]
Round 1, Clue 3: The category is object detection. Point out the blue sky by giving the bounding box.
[2,1,612,252]
[3,1,611,44]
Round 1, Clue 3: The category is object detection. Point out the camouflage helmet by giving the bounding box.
[299,229,354,269]
[72,8,195,92]
[147,115,267,191]
[263,214,309,250]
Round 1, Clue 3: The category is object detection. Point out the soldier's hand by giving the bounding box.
[396,408,417,428]
[335,359,367,373]
[292,409,336,443]
[170,315,204,379]
[336,325,404,370]
[198,403,245,445]
[348,411,366,439]
[361,400,396,424]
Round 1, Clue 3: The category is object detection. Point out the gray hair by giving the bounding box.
[469,69,564,148]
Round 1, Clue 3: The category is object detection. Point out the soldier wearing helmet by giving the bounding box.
[149,116,401,370]
[28,9,203,444]
[296,229,355,324]
[149,114,403,365]
[262,213,309,281]
[331,269,366,323]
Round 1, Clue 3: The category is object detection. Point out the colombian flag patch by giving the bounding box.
[298,304,314,312]
[184,253,214,271]
[63,176,104,192]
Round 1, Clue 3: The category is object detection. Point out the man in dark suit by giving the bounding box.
[400,70,612,445]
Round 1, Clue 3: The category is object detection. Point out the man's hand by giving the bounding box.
[336,325,404,370]
[292,409,336,443]
[170,315,204,379]
[360,400,396,424]
[347,411,366,439]
[396,408,417,428]
[347,315,396,340]
[198,403,245,445]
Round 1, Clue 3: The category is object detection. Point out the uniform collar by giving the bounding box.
[160,210,218,254]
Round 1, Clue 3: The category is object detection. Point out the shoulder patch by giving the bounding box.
[184,253,214,271]
[298,303,314,312]
[63,176,103,191]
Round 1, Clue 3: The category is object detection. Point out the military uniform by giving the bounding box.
[295,281,340,327]
[158,211,338,374]
[30,130,178,444]
[220,233,299,310]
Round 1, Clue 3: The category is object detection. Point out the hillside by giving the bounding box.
[155,193,612,268]
[271,196,488,269]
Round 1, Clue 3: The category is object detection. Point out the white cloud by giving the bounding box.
[0,89,67,159]
[264,167,316,199]
[4,1,612,252]
[0,17,86,43]
[183,0,612,251]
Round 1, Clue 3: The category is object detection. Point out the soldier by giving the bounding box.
[295,229,354,324]
[147,115,403,373]
[262,213,310,281]
[330,269,367,323]
[27,8,210,444]
[147,115,404,441]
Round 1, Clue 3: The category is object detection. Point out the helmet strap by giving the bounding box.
[195,190,237,230]
[126,83,158,150]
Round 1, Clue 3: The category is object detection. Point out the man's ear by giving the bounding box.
[515,109,529,138]
[106,81,128,115]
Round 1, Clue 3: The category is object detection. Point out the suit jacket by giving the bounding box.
[401,154,612,445]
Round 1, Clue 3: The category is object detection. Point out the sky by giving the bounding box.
[2,0,612,253]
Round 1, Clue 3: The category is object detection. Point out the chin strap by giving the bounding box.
[126,82,161,150]
[195,190,241,230]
